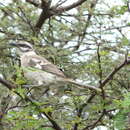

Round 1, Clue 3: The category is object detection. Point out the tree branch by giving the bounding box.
[74,0,98,51]
[100,58,129,88]
[0,77,16,90]
[73,93,96,130]
[34,0,88,33]
[55,0,87,13]
[26,0,41,8]
[0,58,129,130]
[83,112,105,130]
[0,77,62,130]
[74,58,130,130]
[42,112,62,130]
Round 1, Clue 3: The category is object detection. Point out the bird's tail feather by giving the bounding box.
[64,78,101,92]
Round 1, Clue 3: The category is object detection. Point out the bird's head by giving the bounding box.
[9,41,34,55]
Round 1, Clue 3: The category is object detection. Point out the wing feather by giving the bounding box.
[28,55,66,78]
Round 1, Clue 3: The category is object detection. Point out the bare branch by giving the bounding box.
[34,0,88,33]
[100,58,130,88]
[41,124,53,128]
[18,7,35,33]
[0,77,16,90]
[74,0,98,51]
[83,112,105,130]
[55,0,87,13]
[26,0,41,8]
[42,112,62,130]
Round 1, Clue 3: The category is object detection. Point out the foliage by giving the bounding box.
[0,0,130,130]
[114,92,130,129]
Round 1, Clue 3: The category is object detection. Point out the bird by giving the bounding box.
[9,41,101,94]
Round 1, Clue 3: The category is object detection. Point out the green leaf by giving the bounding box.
[16,87,26,98]
[121,37,129,46]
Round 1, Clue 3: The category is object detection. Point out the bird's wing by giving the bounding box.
[27,55,66,78]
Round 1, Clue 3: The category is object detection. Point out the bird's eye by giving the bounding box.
[20,44,28,48]
[19,44,32,49]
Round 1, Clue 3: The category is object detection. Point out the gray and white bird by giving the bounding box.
[9,41,100,93]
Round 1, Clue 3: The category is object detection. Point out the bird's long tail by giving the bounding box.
[64,78,101,92]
